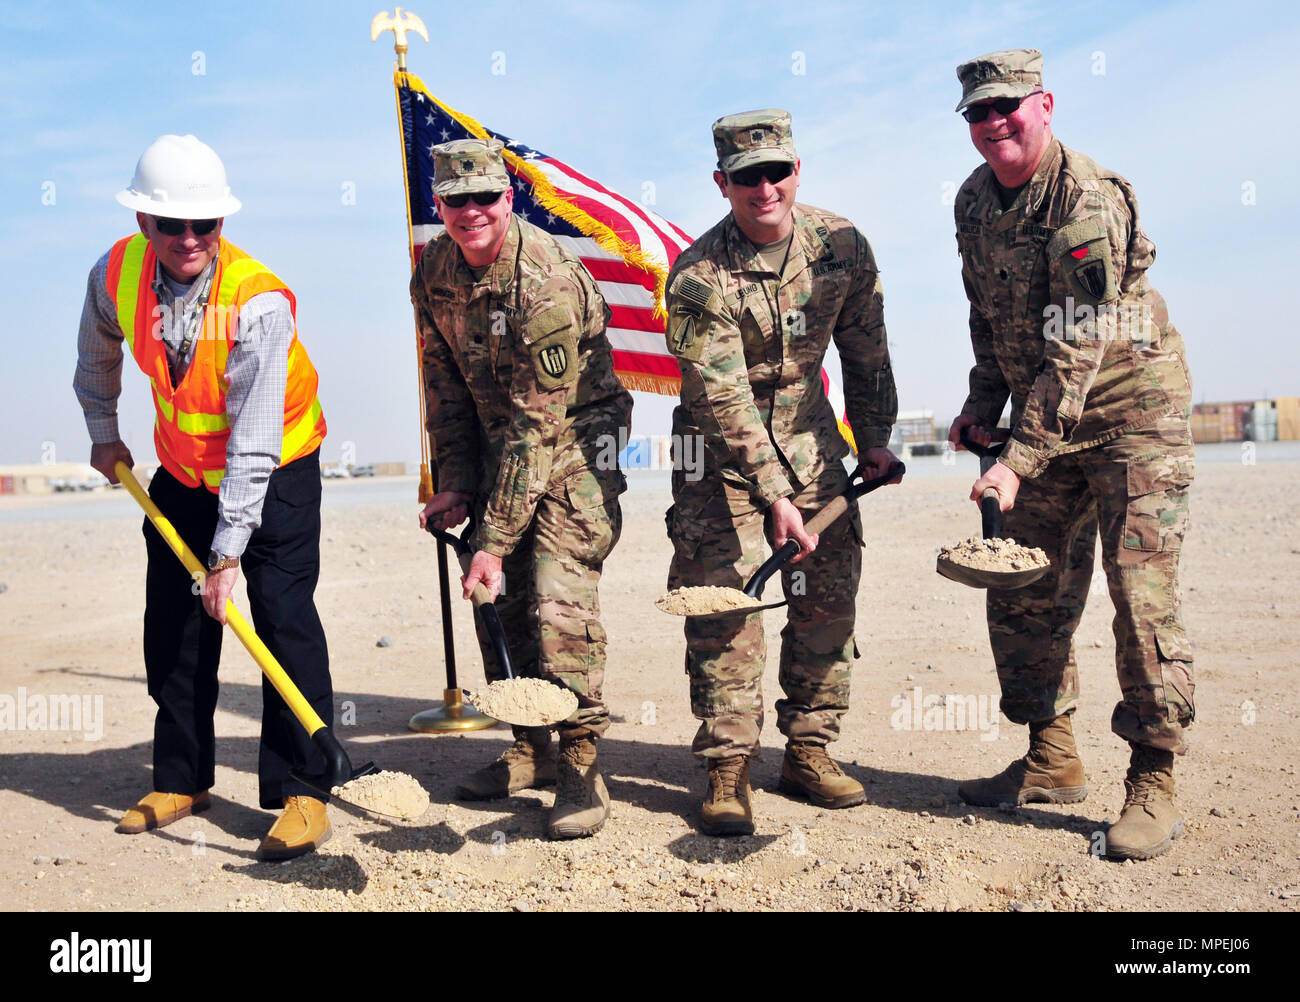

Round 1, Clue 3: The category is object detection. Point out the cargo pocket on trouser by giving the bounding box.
[1113,624,1195,754]
[561,619,608,738]
[1122,455,1194,553]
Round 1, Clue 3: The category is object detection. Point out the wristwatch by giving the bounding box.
[207,550,240,573]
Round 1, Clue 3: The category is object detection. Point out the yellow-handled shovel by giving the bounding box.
[114,461,376,793]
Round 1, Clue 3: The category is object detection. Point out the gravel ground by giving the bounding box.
[2,459,1298,912]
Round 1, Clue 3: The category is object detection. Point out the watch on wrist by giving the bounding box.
[207,550,240,573]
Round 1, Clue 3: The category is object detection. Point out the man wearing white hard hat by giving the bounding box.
[74,134,336,860]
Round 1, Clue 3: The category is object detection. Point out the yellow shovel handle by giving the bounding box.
[114,462,327,737]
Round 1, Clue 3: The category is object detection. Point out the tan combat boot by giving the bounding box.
[1105,745,1184,861]
[958,714,1088,807]
[546,736,609,840]
[778,743,866,808]
[700,756,755,836]
[455,726,556,800]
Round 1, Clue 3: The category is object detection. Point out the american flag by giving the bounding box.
[394,69,854,439]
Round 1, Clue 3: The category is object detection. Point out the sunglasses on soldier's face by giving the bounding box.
[440,191,504,209]
[961,91,1043,124]
[153,217,219,236]
[726,162,795,187]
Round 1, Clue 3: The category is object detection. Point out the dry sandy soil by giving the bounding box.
[2,454,1297,913]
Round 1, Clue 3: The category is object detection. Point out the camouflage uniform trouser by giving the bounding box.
[473,470,623,740]
[667,466,863,759]
[989,413,1196,754]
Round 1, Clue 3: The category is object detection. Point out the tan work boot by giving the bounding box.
[958,714,1088,807]
[1105,745,1184,861]
[258,795,331,860]
[700,756,754,836]
[117,790,210,834]
[778,743,866,808]
[547,736,609,839]
[455,727,556,800]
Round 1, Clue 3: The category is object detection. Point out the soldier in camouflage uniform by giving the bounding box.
[946,51,1195,860]
[413,139,632,839]
[664,110,900,836]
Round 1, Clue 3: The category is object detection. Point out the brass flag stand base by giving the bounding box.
[409,687,497,733]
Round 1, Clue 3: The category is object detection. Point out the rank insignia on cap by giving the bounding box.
[461,160,475,172]
[750,130,764,143]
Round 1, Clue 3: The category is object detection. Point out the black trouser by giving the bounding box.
[142,450,332,809]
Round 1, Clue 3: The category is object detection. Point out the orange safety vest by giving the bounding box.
[105,234,326,493]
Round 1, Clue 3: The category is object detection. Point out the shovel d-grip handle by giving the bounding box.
[424,518,515,680]
[743,460,906,597]
[425,518,498,611]
[957,425,1010,460]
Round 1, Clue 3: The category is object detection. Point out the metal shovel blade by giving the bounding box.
[935,430,1050,591]
[658,461,905,618]
[935,553,1049,590]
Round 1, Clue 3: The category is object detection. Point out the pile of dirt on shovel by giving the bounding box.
[468,677,578,726]
[938,535,1049,573]
[655,586,762,616]
[332,771,430,821]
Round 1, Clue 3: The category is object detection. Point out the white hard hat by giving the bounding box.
[115,134,242,218]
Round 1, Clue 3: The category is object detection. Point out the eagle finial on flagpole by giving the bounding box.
[371,7,428,71]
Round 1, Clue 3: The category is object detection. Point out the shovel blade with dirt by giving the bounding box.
[425,519,579,728]
[656,460,906,619]
[934,430,1050,591]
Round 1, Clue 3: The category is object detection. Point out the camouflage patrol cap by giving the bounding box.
[712,109,797,172]
[955,49,1043,112]
[431,138,511,197]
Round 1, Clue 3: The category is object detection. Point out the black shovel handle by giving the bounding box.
[980,489,1003,540]
[424,516,515,680]
[743,460,906,598]
[957,425,1010,460]
[959,428,1009,539]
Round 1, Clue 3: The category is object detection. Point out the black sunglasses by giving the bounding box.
[153,217,219,237]
[727,161,794,187]
[961,90,1043,124]
[441,190,504,209]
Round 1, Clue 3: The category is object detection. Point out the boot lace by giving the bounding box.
[793,744,843,777]
[709,758,746,803]
[556,742,594,801]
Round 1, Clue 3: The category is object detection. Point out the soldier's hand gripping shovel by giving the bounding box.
[656,460,906,619]
[114,462,433,823]
[424,517,578,727]
[934,429,1050,590]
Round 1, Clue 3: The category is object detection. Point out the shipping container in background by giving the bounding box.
[1275,396,1300,441]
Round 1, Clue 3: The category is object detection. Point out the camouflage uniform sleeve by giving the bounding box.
[475,275,582,557]
[412,270,480,497]
[666,265,794,507]
[830,230,897,450]
[999,187,1132,479]
[959,299,1010,428]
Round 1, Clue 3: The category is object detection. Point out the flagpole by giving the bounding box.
[372,8,495,734]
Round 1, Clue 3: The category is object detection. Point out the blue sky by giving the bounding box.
[1,0,1295,467]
